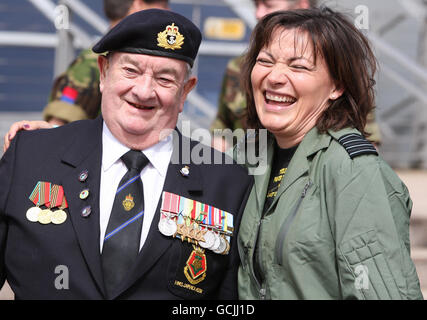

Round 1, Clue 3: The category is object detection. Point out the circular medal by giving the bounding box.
[51,210,67,225]
[158,218,177,237]
[38,209,53,224]
[211,232,221,251]
[199,230,215,249]
[26,206,41,222]
[221,238,231,255]
[213,235,227,254]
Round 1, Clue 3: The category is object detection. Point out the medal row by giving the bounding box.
[158,214,230,255]
[26,207,67,225]
[27,181,69,225]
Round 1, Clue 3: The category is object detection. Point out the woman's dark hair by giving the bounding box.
[242,7,377,137]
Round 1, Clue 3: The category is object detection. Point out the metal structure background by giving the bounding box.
[0,0,427,168]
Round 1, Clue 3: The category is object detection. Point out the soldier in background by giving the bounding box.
[44,0,169,126]
[211,0,382,151]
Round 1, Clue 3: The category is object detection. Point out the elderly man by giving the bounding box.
[44,0,170,126]
[0,9,252,299]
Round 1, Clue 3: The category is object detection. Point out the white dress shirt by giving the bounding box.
[99,122,173,252]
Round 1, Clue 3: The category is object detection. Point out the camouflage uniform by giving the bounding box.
[42,48,101,123]
[211,55,382,144]
[211,56,247,132]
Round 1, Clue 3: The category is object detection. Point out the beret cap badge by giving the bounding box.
[157,23,184,50]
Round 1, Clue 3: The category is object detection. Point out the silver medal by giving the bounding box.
[199,229,215,249]
[209,232,221,251]
[158,217,177,237]
[213,235,227,254]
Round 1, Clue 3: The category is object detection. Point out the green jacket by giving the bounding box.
[236,127,422,299]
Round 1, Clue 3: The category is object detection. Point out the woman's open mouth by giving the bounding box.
[264,92,297,108]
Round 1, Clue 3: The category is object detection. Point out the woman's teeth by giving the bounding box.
[265,93,296,104]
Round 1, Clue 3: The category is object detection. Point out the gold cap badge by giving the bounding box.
[157,23,184,50]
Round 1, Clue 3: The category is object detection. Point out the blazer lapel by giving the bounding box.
[60,117,106,296]
[114,130,203,299]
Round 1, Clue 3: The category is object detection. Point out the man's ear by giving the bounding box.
[98,55,109,93]
[178,76,197,112]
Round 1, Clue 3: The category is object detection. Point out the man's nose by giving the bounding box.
[131,74,156,100]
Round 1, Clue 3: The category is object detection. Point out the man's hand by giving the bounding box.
[3,120,53,153]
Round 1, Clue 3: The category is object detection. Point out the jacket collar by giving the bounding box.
[253,127,332,215]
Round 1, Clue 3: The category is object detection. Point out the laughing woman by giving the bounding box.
[236,7,423,299]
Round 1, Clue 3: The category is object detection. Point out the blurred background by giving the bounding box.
[0,0,426,299]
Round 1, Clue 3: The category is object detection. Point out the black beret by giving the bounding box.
[93,9,202,67]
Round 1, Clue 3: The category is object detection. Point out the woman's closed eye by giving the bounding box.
[256,57,274,66]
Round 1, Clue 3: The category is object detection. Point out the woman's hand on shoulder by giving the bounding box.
[3,120,54,153]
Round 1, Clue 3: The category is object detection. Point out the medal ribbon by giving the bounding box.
[29,182,41,206]
[184,198,193,226]
[49,184,67,209]
[42,182,51,207]
[29,181,51,207]
[28,182,68,210]
[49,184,60,209]
[60,191,69,209]
[191,200,196,221]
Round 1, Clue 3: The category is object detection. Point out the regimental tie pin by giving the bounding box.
[122,194,135,211]
[180,166,190,177]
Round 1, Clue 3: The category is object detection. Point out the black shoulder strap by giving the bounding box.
[337,133,378,159]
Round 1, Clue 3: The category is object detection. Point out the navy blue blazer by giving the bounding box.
[0,117,253,299]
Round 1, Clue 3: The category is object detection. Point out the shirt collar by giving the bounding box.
[102,122,173,177]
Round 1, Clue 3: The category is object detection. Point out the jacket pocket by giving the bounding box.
[338,230,403,299]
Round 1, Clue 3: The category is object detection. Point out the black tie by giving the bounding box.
[101,150,149,297]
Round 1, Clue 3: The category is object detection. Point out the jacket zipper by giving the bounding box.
[251,219,266,299]
[275,180,312,266]
[251,180,312,299]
